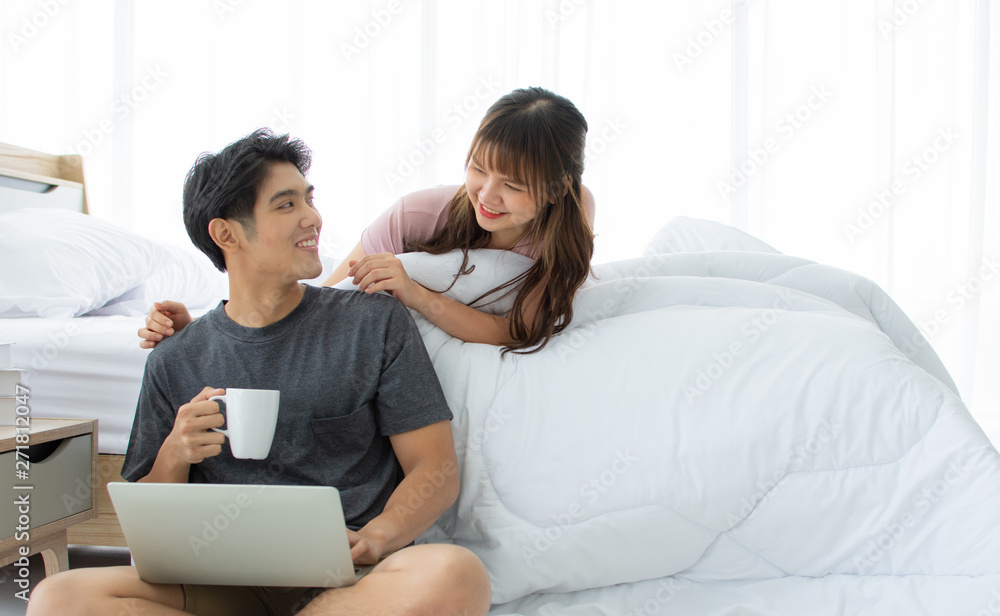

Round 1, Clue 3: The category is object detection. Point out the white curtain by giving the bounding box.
[1,0,996,434]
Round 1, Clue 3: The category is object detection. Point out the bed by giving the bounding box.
[374,240,1000,615]
[0,142,227,546]
[3,142,998,614]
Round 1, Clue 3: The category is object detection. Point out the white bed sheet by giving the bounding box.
[0,267,330,456]
[0,314,150,454]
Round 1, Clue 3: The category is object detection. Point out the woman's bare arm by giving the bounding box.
[348,253,542,346]
[322,240,366,287]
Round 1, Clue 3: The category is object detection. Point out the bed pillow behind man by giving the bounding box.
[0,208,226,318]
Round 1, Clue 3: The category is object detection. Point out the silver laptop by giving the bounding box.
[108,482,369,588]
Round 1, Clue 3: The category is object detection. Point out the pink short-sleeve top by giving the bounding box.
[360,185,596,260]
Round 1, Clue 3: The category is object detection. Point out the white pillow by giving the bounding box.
[646,215,780,254]
[0,209,163,318]
[332,249,535,316]
[0,208,230,318]
[142,244,229,310]
[86,244,228,316]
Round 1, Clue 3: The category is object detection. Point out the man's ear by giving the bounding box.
[208,218,241,259]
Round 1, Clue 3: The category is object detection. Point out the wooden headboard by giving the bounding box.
[0,142,88,214]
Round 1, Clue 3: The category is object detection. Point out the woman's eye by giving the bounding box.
[473,166,485,175]
[506,184,523,192]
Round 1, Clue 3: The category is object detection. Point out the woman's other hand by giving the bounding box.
[137,300,192,349]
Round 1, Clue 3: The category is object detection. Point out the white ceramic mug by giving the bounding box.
[208,389,280,459]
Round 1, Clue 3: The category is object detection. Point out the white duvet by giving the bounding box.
[336,218,1000,615]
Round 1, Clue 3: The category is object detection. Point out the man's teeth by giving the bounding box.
[296,239,317,247]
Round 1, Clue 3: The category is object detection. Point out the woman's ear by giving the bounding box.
[556,174,572,203]
[544,175,573,205]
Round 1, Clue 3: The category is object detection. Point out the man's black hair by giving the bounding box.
[183,128,312,271]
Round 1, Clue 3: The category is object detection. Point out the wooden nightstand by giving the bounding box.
[0,418,97,580]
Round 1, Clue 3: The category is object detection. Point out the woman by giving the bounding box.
[140,87,595,354]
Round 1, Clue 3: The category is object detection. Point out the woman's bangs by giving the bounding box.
[471,129,546,198]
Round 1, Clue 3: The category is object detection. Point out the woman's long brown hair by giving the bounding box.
[409,87,594,354]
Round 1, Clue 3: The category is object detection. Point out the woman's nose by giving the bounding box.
[479,176,500,204]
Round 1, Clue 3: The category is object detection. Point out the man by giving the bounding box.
[28,129,490,616]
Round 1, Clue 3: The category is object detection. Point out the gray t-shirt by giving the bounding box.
[121,285,453,528]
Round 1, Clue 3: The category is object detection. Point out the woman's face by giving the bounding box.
[465,152,540,248]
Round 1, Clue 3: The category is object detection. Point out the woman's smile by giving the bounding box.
[478,202,507,219]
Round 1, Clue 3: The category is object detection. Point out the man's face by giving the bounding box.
[236,161,323,283]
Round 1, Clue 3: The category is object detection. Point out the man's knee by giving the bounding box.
[431,544,488,581]
[26,570,81,615]
[414,545,491,614]
[26,566,181,616]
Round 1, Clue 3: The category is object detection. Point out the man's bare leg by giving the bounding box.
[298,544,490,616]
[26,566,186,616]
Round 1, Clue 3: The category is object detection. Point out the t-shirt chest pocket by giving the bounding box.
[311,402,379,456]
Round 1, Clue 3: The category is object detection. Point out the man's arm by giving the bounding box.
[137,387,227,483]
[349,420,459,564]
